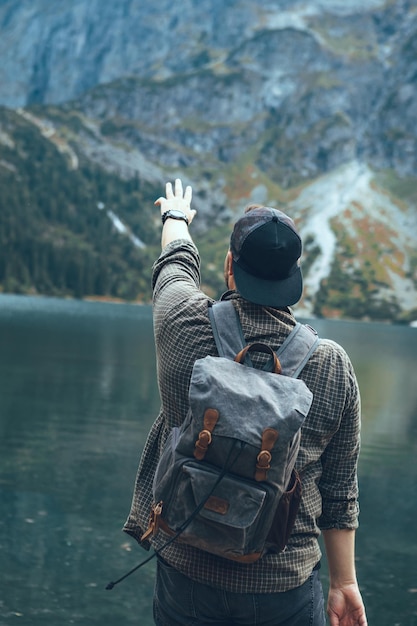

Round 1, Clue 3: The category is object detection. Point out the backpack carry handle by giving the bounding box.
[235,342,282,374]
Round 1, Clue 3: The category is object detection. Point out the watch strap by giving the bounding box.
[161,210,189,226]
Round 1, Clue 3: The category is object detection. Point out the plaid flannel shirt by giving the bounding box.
[124,239,361,593]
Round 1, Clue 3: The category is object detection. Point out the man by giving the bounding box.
[124,179,367,626]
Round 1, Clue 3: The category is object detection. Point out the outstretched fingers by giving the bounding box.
[174,179,192,203]
[155,179,192,206]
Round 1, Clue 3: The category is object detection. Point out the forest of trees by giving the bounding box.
[0,107,167,302]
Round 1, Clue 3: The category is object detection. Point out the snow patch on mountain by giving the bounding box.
[293,161,370,295]
[97,204,145,249]
[291,160,417,317]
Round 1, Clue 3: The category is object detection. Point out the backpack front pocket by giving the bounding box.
[160,460,277,562]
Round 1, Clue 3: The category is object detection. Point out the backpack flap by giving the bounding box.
[177,354,313,493]
[190,356,313,437]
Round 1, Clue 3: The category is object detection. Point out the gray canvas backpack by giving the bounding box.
[146,301,319,563]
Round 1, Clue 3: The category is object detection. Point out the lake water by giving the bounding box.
[0,294,416,626]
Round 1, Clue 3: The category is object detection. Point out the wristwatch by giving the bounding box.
[161,209,189,226]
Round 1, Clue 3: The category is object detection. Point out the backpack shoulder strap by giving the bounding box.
[276,323,319,378]
[208,300,319,378]
[208,300,246,359]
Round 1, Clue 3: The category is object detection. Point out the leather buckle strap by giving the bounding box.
[141,501,163,542]
[194,408,219,460]
[255,428,279,481]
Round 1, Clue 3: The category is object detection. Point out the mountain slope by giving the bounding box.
[1,103,415,321]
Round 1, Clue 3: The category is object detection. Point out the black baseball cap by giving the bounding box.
[230,207,303,307]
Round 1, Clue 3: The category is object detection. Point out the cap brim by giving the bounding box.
[232,261,303,307]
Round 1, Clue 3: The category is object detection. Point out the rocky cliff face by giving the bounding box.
[0,0,416,321]
[3,0,414,177]
[0,0,407,105]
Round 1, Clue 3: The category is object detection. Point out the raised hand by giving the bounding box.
[155,179,196,225]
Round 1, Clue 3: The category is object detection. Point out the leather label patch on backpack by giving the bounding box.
[204,495,229,515]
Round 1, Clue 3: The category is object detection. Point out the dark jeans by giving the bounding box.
[153,557,326,626]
